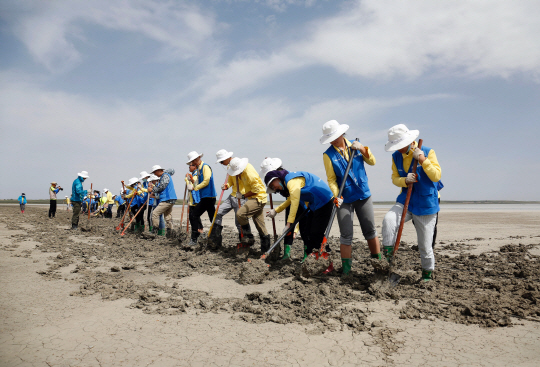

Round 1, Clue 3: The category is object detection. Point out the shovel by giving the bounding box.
[388,139,423,287]
[313,138,360,274]
[266,193,281,262]
[208,174,229,238]
[180,182,188,232]
[253,208,309,261]
[121,187,149,236]
[116,183,138,231]
[235,176,247,252]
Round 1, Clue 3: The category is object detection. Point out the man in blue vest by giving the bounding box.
[382,124,442,282]
[69,170,89,230]
[186,151,217,246]
[148,165,177,238]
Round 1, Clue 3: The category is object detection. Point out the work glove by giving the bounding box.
[187,183,194,191]
[412,147,425,161]
[282,223,291,235]
[405,173,417,184]
[334,196,343,208]
[236,192,245,200]
[350,141,364,151]
[221,183,229,190]
[266,209,277,218]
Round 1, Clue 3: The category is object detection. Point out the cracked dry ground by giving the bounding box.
[1,206,540,366]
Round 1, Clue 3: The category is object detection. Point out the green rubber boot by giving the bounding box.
[282,245,291,260]
[133,224,139,233]
[158,229,166,236]
[383,246,394,263]
[370,252,383,259]
[301,245,308,263]
[149,226,153,232]
[341,258,352,275]
[139,225,145,234]
[422,270,433,282]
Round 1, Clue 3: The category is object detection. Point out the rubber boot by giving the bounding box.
[166,228,173,238]
[240,224,255,246]
[341,258,352,275]
[422,270,433,282]
[371,252,383,260]
[211,225,223,250]
[139,225,145,234]
[133,223,139,233]
[158,229,166,236]
[383,246,394,263]
[149,226,153,232]
[301,245,308,263]
[260,234,271,253]
[68,224,78,230]
[282,245,291,260]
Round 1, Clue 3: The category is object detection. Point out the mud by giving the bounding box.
[300,253,332,278]
[2,205,540,337]
[238,259,269,285]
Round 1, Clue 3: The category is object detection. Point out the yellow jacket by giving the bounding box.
[238,163,267,204]
[194,162,212,191]
[275,177,308,223]
[106,191,114,204]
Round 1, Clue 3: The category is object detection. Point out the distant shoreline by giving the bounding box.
[2,199,540,205]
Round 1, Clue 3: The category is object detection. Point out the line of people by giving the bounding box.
[66,122,442,281]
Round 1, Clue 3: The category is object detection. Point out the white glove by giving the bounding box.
[282,223,291,235]
[187,183,194,191]
[412,147,425,161]
[334,196,343,208]
[236,192,244,200]
[266,209,277,218]
[221,183,228,190]
[350,141,364,151]
[405,173,417,184]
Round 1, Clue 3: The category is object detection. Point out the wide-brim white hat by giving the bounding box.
[78,171,89,178]
[139,171,150,181]
[260,157,282,181]
[216,149,233,163]
[384,124,419,152]
[128,177,139,186]
[266,177,279,194]
[227,157,249,176]
[186,151,203,164]
[150,165,163,173]
[320,120,349,144]
[103,188,108,192]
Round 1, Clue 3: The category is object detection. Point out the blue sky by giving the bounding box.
[1,0,539,201]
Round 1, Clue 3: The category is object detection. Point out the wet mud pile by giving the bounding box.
[2,206,540,334]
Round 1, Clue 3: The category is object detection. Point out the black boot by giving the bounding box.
[68,224,78,230]
[209,225,223,250]
[166,227,173,238]
[240,224,255,246]
[260,234,271,253]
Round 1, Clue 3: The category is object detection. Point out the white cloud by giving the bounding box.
[7,0,218,72]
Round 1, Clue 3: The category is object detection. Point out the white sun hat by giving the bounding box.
[320,120,349,144]
[77,170,89,178]
[227,157,249,176]
[260,157,282,181]
[139,171,150,181]
[149,174,159,181]
[104,188,108,192]
[265,177,280,194]
[150,165,163,173]
[215,149,233,163]
[128,177,139,186]
[384,124,419,152]
[186,151,203,164]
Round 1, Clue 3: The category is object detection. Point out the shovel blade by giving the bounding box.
[388,272,401,287]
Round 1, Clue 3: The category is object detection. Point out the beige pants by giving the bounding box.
[236,199,268,236]
[152,202,174,230]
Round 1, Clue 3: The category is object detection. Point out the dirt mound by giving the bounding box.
[238,259,269,284]
[301,254,331,278]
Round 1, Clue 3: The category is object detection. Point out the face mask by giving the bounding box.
[143,179,147,183]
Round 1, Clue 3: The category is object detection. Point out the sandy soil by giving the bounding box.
[1,204,539,366]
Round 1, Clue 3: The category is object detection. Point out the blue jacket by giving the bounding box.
[18,196,27,204]
[198,163,216,199]
[393,145,442,216]
[142,181,153,206]
[285,171,334,212]
[114,196,125,205]
[324,143,371,203]
[71,177,88,202]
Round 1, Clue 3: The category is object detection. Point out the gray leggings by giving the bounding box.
[336,195,377,245]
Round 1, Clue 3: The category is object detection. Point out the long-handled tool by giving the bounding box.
[257,208,309,261]
[180,182,188,232]
[208,174,229,238]
[314,139,360,274]
[388,139,423,287]
[121,189,149,236]
[116,184,137,231]
[235,176,246,251]
[186,200,190,233]
[87,183,93,220]
[267,193,281,261]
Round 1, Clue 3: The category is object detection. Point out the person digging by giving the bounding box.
[265,169,334,270]
[49,182,62,218]
[185,151,217,246]
[186,164,203,244]
[227,157,270,254]
[18,193,27,214]
[69,170,89,230]
[381,124,443,282]
[210,149,252,250]
[320,120,382,276]
[148,165,177,238]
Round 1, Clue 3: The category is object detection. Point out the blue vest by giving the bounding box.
[197,163,216,199]
[191,172,201,205]
[115,196,125,205]
[126,189,139,207]
[159,173,177,201]
[324,142,371,203]
[285,171,334,212]
[392,146,441,216]
[142,181,153,206]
